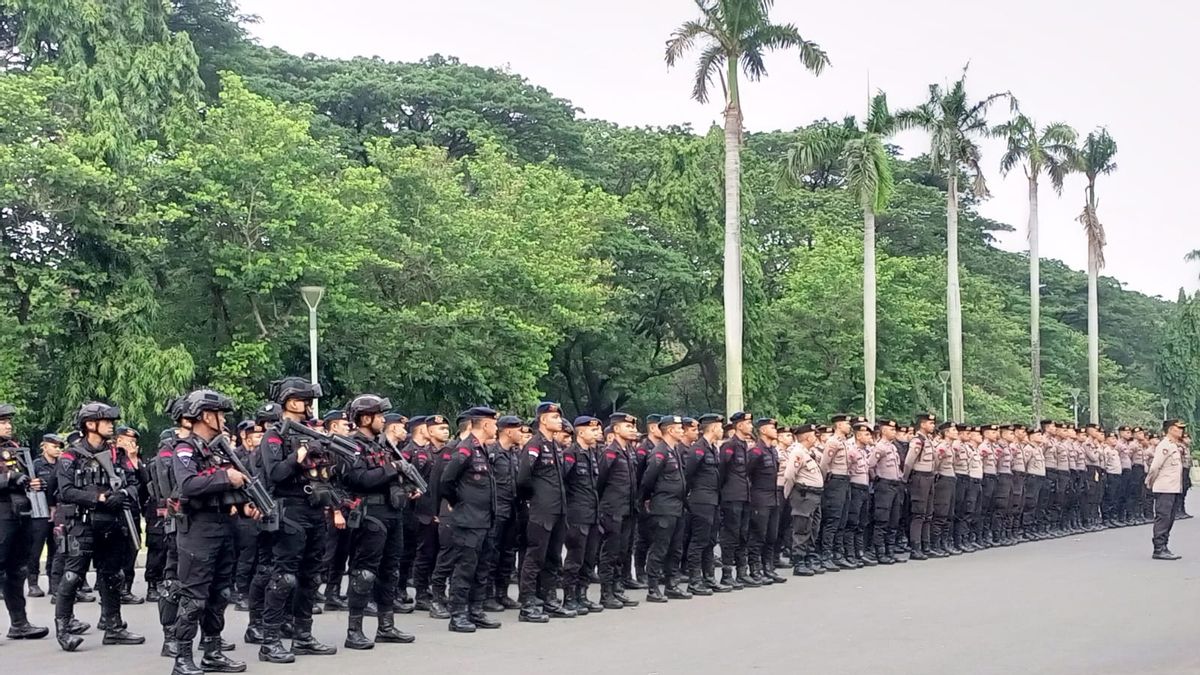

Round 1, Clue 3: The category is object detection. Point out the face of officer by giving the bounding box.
[241,426,264,451]
[1166,423,1184,441]
[88,419,116,440]
[854,427,872,445]
[778,431,793,447]
[116,433,139,455]
[327,419,352,437]
[918,419,936,435]
[498,426,523,447]
[943,426,959,441]
[834,420,850,436]
[428,423,450,444]
[759,424,778,442]
[734,419,753,438]
[684,423,699,444]
[799,431,817,446]
[984,429,999,442]
[540,411,563,435]
[661,422,684,444]
[0,417,11,440]
[284,397,311,418]
[881,425,897,441]
[577,424,601,446]
[473,417,497,444]
[646,422,662,441]
[42,441,63,460]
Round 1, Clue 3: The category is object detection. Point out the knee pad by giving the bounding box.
[268,572,297,594]
[178,594,208,620]
[61,571,82,591]
[349,569,377,596]
[216,585,234,604]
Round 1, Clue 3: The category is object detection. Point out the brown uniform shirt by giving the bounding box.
[820,435,850,476]
[1024,443,1045,477]
[1147,439,1184,494]
[783,442,824,497]
[869,440,902,481]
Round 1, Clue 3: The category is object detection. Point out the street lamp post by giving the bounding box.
[938,370,951,422]
[1069,387,1082,428]
[301,286,325,418]
[1161,398,1169,423]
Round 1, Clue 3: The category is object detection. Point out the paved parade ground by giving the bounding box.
[8,511,1199,675]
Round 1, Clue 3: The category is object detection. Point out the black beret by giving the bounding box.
[426,415,448,426]
[852,421,872,432]
[560,421,574,434]
[573,416,601,429]
[464,406,498,420]
[915,412,936,423]
[383,413,407,427]
[937,422,954,432]
[115,425,140,439]
[236,420,258,434]
[795,424,815,435]
[645,414,663,425]
[535,402,561,417]
[609,412,637,426]
[1163,419,1187,432]
[816,425,831,434]
[42,433,65,445]
[406,415,427,433]
[682,417,697,427]
[754,417,777,428]
[497,415,523,429]
[659,415,684,427]
[876,419,897,429]
[830,413,850,424]
[322,409,346,423]
[982,424,999,432]
[729,411,752,424]
[698,414,724,426]
[1039,419,1056,427]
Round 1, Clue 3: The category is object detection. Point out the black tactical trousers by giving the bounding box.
[991,474,1012,538]
[931,474,956,547]
[1127,466,1146,518]
[563,522,600,591]
[411,520,440,602]
[444,526,489,613]
[820,476,850,557]
[396,510,419,596]
[1086,467,1105,524]
[431,521,455,600]
[598,513,631,586]
[842,484,868,557]
[907,472,934,549]
[481,513,519,597]
[1022,475,1043,529]
[145,531,168,587]
[871,480,902,552]
[518,514,565,604]
[747,504,779,573]
[0,511,33,622]
[172,512,237,645]
[158,530,180,636]
[347,504,404,619]
[789,488,822,559]
[264,501,327,632]
[26,516,54,585]
[645,514,682,585]
[233,517,258,595]
[1152,493,1177,550]
[718,501,750,569]
[685,504,718,580]
[774,497,793,563]
[1009,472,1025,530]
[247,529,273,626]
[55,516,128,626]
[323,527,353,592]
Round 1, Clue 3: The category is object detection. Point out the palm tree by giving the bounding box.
[666,0,829,413]
[897,66,1010,421]
[995,114,1076,422]
[1074,128,1118,424]
[784,93,894,420]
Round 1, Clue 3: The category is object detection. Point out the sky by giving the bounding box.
[239,0,1199,300]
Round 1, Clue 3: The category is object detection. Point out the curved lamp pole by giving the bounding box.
[938,370,951,422]
[1161,398,1169,423]
[301,286,325,418]
[1069,387,1082,428]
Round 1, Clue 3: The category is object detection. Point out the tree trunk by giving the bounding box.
[722,69,744,415]
[863,205,877,422]
[1028,175,1042,423]
[1087,210,1101,425]
[946,173,965,421]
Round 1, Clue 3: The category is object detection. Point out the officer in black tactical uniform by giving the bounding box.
[155,399,186,659]
[341,394,419,649]
[440,406,502,632]
[233,420,264,610]
[684,413,725,596]
[168,389,250,675]
[244,402,283,646]
[26,433,64,598]
[53,401,145,651]
[258,377,339,663]
[596,412,640,610]
[0,403,50,640]
[480,415,522,612]
[516,401,570,623]
[143,428,177,604]
[562,416,603,616]
[639,415,688,603]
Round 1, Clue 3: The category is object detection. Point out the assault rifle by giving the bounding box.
[279,419,427,494]
[16,447,49,519]
[92,448,142,555]
[208,435,278,522]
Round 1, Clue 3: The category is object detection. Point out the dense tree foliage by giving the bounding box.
[0,2,1178,440]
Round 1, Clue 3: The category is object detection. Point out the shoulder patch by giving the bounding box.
[564,455,576,463]
[61,452,75,461]
[605,451,617,459]
[458,447,471,456]
[695,449,705,457]
[751,448,763,455]
[441,453,451,460]
[724,448,734,455]
[528,448,540,457]
[654,451,667,459]
[267,434,282,444]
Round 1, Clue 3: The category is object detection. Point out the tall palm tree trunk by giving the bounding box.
[1086,191,1100,423]
[722,93,744,414]
[946,173,965,421]
[1028,176,1042,423]
[863,205,877,421]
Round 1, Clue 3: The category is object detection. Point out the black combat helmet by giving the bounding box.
[75,401,122,430]
[177,389,235,420]
[347,394,392,421]
[268,377,323,405]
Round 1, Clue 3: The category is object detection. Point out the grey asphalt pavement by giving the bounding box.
[6,509,1199,675]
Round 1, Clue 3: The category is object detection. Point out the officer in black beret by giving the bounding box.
[629,414,663,590]
[516,402,570,622]
[480,416,524,612]
[684,414,725,596]
[562,417,603,615]
[597,413,640,610]
[718,412,755,589]
[639,415,688,602]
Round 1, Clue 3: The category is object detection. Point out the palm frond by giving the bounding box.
[741,45,768,81]
[744,23,830,74]
[865,91,894,136]
[782,124,851,184]
[1184,249,1200,263]
[665,20,710,68]
[1077,203,1107,268]
[691,42,727,104]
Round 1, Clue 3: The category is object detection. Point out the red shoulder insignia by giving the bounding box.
[267,434,282,444]
[458,448,471,456]
[605,451,617,459]
[654,451,667,459]
[695,449,705,457]
[61,452,75,461]
[564,455,576,463]
[751,448,763,455]
[724,448,734,455]
[441,453,451,460]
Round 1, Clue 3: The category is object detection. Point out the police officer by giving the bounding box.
[1022,427,1046,541]
[440,406,502,632]
[143,429,175,605]
[818,414,852,571]
[26,433,64,598]
[321,409,353,612]
[1147,419,1186,560]
[843,418,873,568]
[112,425,146,605]
[478,416,520,611]
[341,394,419,649]
[902,413,937,560]
[168,389,249,675]
[258,377,338,663]
[232,421,264,610]
[596,412,640,609]
[747,418,785,584]
[54,402,144,651]
[684,414,723,595]
[154,399,187,658]
[516,402,569,622]
[562,416,603,615]
[718,411,754,588]
[244,402,283,645]
[866,420,902,565]
[629,415,662,590]
[0,403,50,640]
[639,415,687,603]
[783,424,824,575]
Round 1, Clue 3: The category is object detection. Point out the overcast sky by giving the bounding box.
[240,0,1198,300]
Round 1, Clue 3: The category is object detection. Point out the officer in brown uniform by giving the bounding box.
[961,427,984,551]
[784,425,824,576]
[1127,427,1148,523]
[992,426,1014,546]
[843,418,873,568]
[1146,420,1186,559]
[1101,431,1123,527]
[902,413,937,560]
[951,425,973,552]
[818,414,853,571]
[866,420,903,564]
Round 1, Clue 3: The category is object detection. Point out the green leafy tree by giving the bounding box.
[995,113,1075,421]
[665,0,828,413]
[898,66,1010,421]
